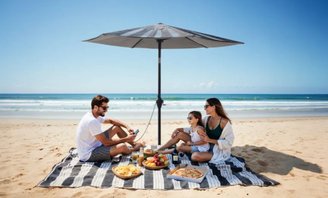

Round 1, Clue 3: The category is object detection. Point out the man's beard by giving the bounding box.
[100,112,105,117]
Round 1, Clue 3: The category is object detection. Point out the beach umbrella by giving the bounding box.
[85,23,243,145]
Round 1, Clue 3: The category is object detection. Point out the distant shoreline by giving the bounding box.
[1,110,328,120]
[1,93,328,119]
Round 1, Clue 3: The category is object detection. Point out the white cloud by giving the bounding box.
[199,81,218,89]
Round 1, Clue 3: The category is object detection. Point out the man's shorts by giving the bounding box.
[86,127,113,162]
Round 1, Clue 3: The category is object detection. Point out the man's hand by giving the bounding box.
[127,127,134,135]
[124,133,136,143]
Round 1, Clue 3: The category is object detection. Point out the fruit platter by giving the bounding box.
[142,153,169,170]
[143,148,156,158]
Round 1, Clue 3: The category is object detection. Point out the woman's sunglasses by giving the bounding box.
[187,116,193,120]
[204,104,211,109]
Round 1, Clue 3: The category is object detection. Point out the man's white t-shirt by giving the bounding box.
[76,112,105,161]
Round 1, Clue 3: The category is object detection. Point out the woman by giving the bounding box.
[193,98,234,163]
[157,111,208,153]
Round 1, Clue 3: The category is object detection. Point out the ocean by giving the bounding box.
[0,93,328,120]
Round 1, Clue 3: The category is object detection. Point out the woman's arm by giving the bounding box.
[195,127,213,145]
[201,136,218,145]
[190,140,208,146]
[216,123,234,150]
[198,123,234,149]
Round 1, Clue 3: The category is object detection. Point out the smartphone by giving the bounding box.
[134,129,139,135]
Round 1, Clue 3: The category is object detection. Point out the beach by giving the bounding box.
[1,116,327,198]
[2,0,328,197]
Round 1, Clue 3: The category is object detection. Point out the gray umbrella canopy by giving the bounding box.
[85,23,243,145]
[85,23,243,48]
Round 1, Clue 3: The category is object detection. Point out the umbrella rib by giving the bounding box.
[131,38,143,48]
[172,25,244,44]
[185,37,208,48]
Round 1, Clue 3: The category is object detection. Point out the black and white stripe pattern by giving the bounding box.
[39,148,279,189]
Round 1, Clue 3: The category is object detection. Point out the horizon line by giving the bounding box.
[1,92,328,95]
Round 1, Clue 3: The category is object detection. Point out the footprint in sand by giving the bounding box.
[287,189,295,194]
[72,192,84,198]
[9,173,24,182]
[0,179,11,184]
[279,130,286,134]
[15,173,24,178]
[316,175,328,180]
[55,153,62,157]
[50,147,59,152]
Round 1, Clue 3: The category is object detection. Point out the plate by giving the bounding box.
[167,164,209,183]
[112,165,142,180]
[142,161,169,170]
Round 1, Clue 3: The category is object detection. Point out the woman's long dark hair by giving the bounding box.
[189,111,204,127]
[206,98,231,123]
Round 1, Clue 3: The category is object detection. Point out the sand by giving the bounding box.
[0,117,327,198]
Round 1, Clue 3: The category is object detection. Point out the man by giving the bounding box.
[76,95,142,162]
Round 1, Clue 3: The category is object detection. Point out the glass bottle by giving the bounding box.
[171,145,180,164]
[137,147,144,166]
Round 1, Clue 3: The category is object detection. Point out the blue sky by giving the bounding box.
[1,0,327,94]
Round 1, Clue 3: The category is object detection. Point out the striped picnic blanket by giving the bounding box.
[38,148,278,189]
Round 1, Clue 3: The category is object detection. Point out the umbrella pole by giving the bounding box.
[156,40,163,145]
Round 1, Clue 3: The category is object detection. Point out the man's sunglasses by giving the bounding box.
[100,106,109,110]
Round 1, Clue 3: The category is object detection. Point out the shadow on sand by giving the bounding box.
[232,145,322,175]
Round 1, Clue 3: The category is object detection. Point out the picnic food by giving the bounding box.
[137,155,144,166]
[112,164,142,179]
[143,148,156,158]
[172,167,203,179]
[143,153,169,169]
[131,152,139,161]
